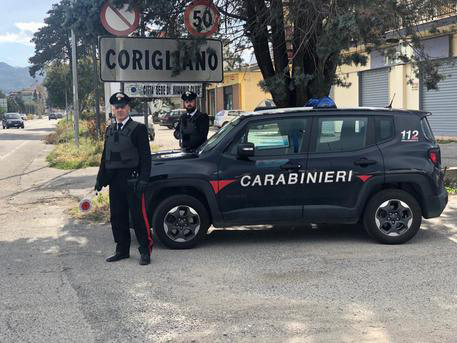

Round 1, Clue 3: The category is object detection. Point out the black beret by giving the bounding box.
[109,92,130,107]
[181,91,197,101]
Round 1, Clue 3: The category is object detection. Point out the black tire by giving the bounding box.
[363,189,422,244]
[153,195,210,249]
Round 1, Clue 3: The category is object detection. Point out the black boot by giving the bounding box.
[139,254,151,265]
[106,252,129,262]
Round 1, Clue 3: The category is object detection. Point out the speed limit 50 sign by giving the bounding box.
[184,0,221,37]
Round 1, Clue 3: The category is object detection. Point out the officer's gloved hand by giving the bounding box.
[135,180,148,195]
[94,180,103,192]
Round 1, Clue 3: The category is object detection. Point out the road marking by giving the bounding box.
[0,141,29,161]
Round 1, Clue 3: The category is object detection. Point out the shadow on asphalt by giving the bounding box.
[0,132,48,141]
[203,224,372,247]
[24,127,55,132]
[42,175,97,191]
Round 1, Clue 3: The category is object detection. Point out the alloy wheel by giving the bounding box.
[163,205,201,242]
[374,199,413,237]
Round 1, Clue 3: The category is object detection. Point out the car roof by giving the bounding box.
[244,106,430,118]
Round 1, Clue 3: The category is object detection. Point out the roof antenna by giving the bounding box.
[386,93,396,109]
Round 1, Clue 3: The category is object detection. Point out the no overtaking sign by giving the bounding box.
[100,1,140,36]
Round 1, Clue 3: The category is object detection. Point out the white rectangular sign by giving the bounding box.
[125,83,202,98]
[99,37,223,82]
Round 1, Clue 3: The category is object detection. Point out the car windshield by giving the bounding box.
[197,117,242,154]
[6,113,20,119]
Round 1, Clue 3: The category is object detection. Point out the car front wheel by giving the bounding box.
[363,189,422,244]
[152,195,210,249]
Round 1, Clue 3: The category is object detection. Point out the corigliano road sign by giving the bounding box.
[99,37,223,82]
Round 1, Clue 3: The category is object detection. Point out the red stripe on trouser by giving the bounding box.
[141,193,153,255]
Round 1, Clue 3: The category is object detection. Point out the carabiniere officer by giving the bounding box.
[95,92,153,265]
[174,91,209,151]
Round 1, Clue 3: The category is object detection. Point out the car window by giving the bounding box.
[198,117,242,154]
[421,117,436,142]
[376,116,394,142]
[230,117,308,156]
[6,114,20,119]
[315,117,368,152]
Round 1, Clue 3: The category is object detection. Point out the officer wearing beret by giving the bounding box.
[95,92,153,265]
[174,91,209,151]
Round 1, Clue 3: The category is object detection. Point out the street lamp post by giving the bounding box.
[70,26,80,147]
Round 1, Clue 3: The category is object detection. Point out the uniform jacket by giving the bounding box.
[175,110,209,150]
[96,118,151,186]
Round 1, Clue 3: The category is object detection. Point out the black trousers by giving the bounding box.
[108,170,152,256]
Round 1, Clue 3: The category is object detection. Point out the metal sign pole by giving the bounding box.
[71,28,80,148]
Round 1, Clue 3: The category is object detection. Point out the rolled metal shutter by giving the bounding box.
[359,68,390,107]
[420,60,457,136]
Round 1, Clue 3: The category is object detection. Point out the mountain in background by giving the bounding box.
[0,62,44,94]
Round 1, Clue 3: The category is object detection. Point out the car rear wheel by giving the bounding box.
[153,195,210,249]
[363,189,422,244]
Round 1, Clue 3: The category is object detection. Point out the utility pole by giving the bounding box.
[92,43,101,138]
[71,27,80,147]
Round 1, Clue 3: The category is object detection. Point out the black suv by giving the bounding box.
[143,107,448,249]
[2,113,24,129]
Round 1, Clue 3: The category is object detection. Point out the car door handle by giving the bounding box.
[280,163,302,170]
[353,158,377,166]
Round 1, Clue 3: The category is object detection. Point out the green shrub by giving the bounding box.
[46,137,104,169]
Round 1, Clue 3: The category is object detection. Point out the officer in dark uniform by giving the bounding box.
[174,91,209,151]
[95,92,153,265]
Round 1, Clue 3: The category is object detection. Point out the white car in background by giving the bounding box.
[214,109,245,128]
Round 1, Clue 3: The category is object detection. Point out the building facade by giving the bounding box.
[333,11,457,137]
[206,70,272,116]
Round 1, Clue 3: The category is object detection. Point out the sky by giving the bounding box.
[0,0,57,67]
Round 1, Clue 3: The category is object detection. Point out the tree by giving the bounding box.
[114,0,455,107]
[43,62,71,109]
[64,0,109,136]
[43,59,96,113]
[30,1,73,77]
[7,96,25,113]
[30,0,106,135]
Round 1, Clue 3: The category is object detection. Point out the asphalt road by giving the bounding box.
[1,118,457,342]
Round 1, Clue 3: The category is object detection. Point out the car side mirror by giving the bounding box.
[237,143,255,159]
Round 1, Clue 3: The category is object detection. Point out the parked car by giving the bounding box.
[131,115,156,141]
[160,109,186,129]
[214,109,245,128]
[49,113,58,120]
[142,106,447,249]
[56,113,63,118]
[2,113,24,129]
